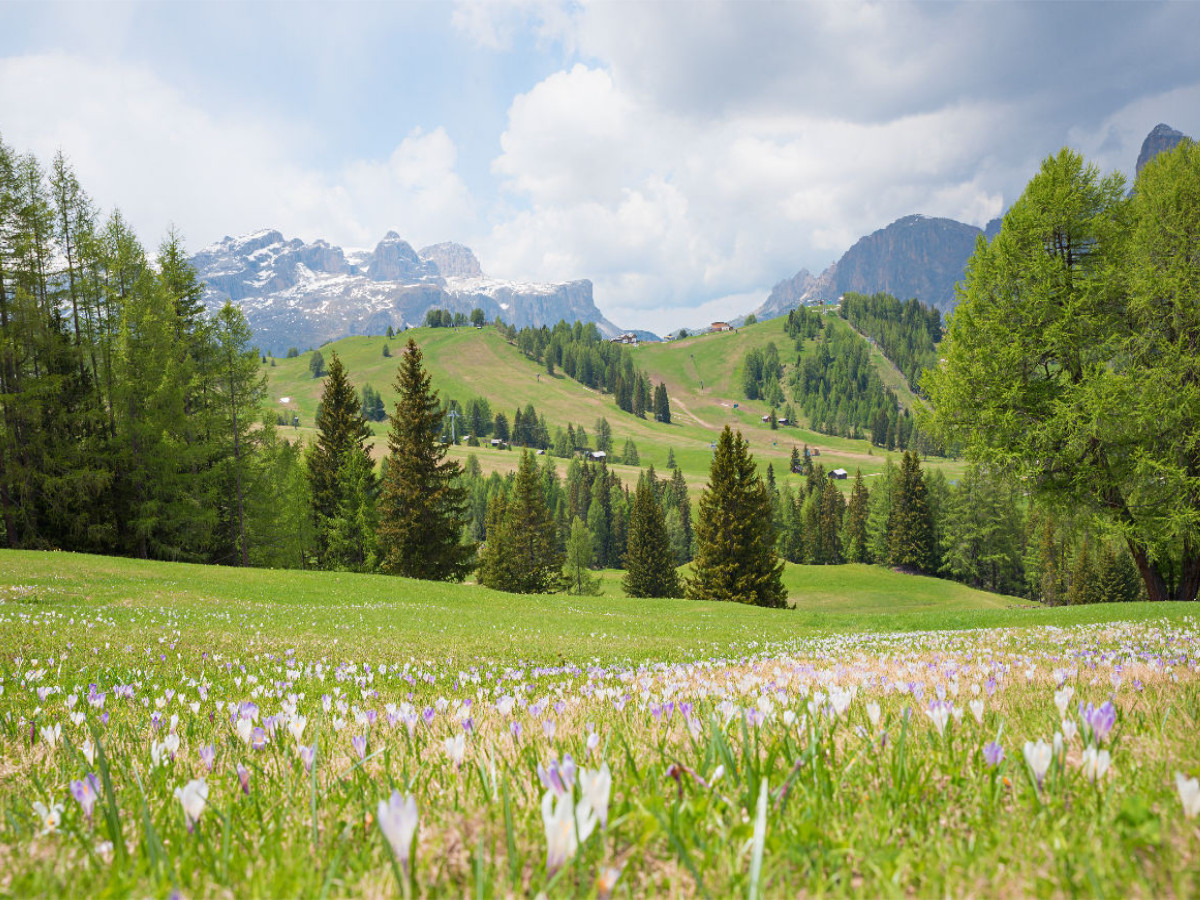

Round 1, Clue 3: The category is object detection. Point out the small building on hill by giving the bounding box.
[610,332,639,346]
[711,322,733,333]
[831,468,849,480]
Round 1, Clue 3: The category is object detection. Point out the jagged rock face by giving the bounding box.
[419,242,483,278]
[366,232,441,283]
[192,230,618,354]
[1136,124,1187,176]
[756,268,825,320]
[828,215,982,312]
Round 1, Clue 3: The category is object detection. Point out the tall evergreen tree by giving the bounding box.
[377,338,475,581]
[478,450,564,593]
[307,351,374,567]
[888,450,936,572]
[687,426,786,607]
[844,469,871,563]
[653,382,671,423]
[565,516,601,595]
[623,473,683,598]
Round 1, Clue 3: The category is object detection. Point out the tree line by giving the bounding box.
[0,136,297,564]
[838,291,941,394]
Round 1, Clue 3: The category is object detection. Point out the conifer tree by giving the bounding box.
[623,473,682,598]
[817,476,846,563]
[478,450,564,593]
[1067,537,1103,605]
[1098,542,1143,603]
[307,351,374,567]
[565,516,601,595]
[377,338,475,581]
[844,469,871,563]
[887,450,936,572]
[687,426,786,607]
[653,382,671,423]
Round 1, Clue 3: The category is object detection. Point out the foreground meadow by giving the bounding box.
[1,552,1199,897]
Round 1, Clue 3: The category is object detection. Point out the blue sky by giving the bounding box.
[3,1,1199,332]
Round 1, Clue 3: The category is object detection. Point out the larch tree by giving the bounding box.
[925,143,1200,602]
[687,426,786,608]
[377,338,475,581]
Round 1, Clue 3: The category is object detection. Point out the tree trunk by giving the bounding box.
[1127,538,1169,602]
[1174,541,1200,603]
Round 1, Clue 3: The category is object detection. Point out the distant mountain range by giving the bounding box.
[753,123,1190,321]
[192,230,622,354]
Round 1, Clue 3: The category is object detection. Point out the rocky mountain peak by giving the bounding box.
[1136,123,1188,175]
[366,234,439,283]
[419,242,483,279]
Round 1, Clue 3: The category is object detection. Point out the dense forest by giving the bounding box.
[838,291,941,393]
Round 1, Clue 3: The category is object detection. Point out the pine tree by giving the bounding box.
[623,473,683,598]
[377,338,475,581]
[653,382,671,423]
[1098,542,1143,603]
[478,450,564,593]
[844,469,871,562]
[307,351,374,567]
[687,426,786,607]
[887,450,936,572]
[817,476,846,564]
[1067,537,1103,605]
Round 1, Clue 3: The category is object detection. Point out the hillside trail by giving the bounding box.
[671,397,716,429]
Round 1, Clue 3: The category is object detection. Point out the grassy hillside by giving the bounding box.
[263,320,964,494]
[3,550,1183,665]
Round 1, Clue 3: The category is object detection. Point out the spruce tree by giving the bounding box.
[307,351,374,567]
[687,426,786,607]
[478,450,564,593]
[623,473,683,598]
[887,450,936,572]
[844,469,871,563]
[377,338,475,581]
[654,382,671,423]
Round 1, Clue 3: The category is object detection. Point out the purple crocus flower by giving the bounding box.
[985,677,997,697]
[299,744,316,772]
[251,727,268,750]
[510,721,522,742]
[352,735,367,760]
[237,763,251,795]
[70,774,101,822]
[983,741,1005,767]
[538,753,576,796]
[1081,701,1117,743]
[199,745,216,772]
[422,707,435,726]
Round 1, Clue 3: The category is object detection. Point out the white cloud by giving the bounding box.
[0,53,475,253]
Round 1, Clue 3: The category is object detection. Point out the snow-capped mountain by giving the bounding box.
[192,229,620,353]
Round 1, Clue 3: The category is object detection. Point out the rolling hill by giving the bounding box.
[263,317,963,494]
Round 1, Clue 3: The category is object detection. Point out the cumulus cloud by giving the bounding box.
[0,53,475,252]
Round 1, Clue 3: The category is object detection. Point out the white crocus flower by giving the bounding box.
[174,778,208,831]
[444,732,466,767]
[377,790,419,874]
[1054,687,1073,717]
[1176,772,1200,819]
[1081,747,1111,783]
[288,715,307,744]
[969,699,985,725]
[39,723,61,750]
[541,789,577,872]
[576,763,612,842]
[32,800,64,836]
[866,701,881,729]
[1024,740,1053,788]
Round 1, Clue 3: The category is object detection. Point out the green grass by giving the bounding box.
[2,550,1199,897]
[263,321,965,497]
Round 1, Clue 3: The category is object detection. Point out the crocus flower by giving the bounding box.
[1079,701,1116,744]
[444,733,465,768]
[39,723,61,750]
[378,790,419,874]
[352,735,367,760]
[969,699,985,725]
[70,774,101,823]
[80,737,95,766]
[199,744,216,772]
[174,779,208,832]
[538,753,576,796]
[925,701,951,737]
[983,741,1004,767]
[1024,740,1053,789]
[32,800,63,836]
[1081,747,1111,783]
[299,744,317,772]
[541,789,577,872]
[577,762,612,839]
[237,763,251,795]
[597,864,624,900]
[1176,772,1200,819]
[866,701,881,729]
[1054,687,1073,717]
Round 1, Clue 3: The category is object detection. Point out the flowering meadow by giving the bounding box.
[2,552,1200,897]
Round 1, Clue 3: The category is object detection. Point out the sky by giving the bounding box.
[2,1,1198,333]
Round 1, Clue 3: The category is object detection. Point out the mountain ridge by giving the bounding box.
[192,230,623,353]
